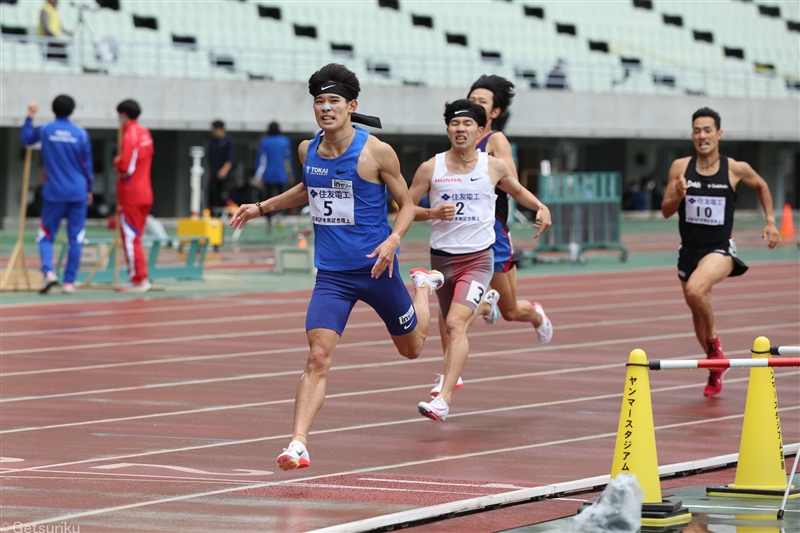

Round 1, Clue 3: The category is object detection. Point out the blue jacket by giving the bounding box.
[255,134,294,184]
[21,117,93,203]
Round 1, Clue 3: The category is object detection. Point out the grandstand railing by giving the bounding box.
[3,35,797,100]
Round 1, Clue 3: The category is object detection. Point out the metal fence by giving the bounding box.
[527,172,628,264]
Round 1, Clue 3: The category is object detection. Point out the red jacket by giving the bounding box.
[114,120,154,205]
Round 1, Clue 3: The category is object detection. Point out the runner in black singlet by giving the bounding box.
[662,107,780,397]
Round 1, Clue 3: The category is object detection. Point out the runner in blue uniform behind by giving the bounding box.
[230,63,443,470]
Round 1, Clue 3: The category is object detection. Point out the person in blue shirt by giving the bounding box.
[230,63,443,471]
[254,121,295,231]
[21,95,93,294]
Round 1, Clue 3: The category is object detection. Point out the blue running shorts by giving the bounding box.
[306,256,418,337]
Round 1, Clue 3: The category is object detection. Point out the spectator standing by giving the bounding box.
[255,121,295,230]
[546,59,569,90]
[113,99,154,293]
[38,0,71,37]
[207,120,235,213]
[21,96,93,294]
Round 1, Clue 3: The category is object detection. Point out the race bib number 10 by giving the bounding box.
[309,188,355,225]
[685,195,725,226]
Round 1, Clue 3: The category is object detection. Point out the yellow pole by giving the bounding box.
[1,148,33,291]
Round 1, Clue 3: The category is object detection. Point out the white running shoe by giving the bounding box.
[117,279,152,293]
[430,373,463,398]
[533,302,553,345]
[418,396,449,421]
[276,440,310,471]
[61,282,76,294]
[409,268,444,294]
[39,271,58,294]
[483,289,500,326]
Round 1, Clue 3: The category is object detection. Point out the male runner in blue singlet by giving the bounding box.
[230,64,443,470]
[662,107,780,397]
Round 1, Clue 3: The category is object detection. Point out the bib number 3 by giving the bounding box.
[466,280,486,307]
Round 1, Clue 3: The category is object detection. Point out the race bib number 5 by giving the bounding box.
[309,188,355,225]
[685,195,725,226]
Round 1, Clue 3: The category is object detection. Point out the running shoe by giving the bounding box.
[409,268,444,294]
[703,336,727,397]
[277,440,311,471]
[483,289,500,326]
[116,280,152,293]
[430,373,463,398]
[39,271,58,294]
[62,282,76,294]
[418,396,449,421]
[532,302,553,345]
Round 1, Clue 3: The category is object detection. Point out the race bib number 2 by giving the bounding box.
[309,188,355,225]
[685,195,725,226]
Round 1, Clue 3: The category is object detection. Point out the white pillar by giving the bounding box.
[189,146,204,217]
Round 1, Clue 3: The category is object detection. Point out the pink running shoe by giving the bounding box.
[418,396,449,421]
[532,302,553,345]
[277,440,310,471]
[430,373,464,398]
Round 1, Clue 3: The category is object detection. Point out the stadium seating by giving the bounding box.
[1,0,797,98]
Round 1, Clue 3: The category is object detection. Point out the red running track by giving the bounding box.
[0,262,798,532]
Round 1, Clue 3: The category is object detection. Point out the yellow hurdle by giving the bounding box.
[607,349,692,528]
[707,336,800,499]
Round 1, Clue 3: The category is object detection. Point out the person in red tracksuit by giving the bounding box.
[113,99,154,293]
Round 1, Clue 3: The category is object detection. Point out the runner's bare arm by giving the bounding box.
[409,159,455,221]
[662,158,689,218]
[730,159,780,248]
[366,141,413,278]
[488,132,519,178]
[493,157,551,238]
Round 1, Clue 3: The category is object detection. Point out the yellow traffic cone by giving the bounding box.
[735,513,781,533]
[707,336,800,499]
[607,349,692,528]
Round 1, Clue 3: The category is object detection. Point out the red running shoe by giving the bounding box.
[703,336,727,397]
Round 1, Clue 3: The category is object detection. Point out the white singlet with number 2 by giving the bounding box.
[685,195,725,226]
[308,188,355,226]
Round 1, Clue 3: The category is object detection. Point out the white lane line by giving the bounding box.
[0,274,786,336]
[308,442,800,533]
[3,286,792,339]
[2,318,796,404]
[0,348,739,434]
[1,259,793,314]
[2,289,794,378]
[0,346,783,434]
[0,473,256,485]
[0,297,311,323]
[357,478,525,490]
[0,311,307,337]
[2,373,797,475]
[3,408,798,532]
[2,281,796,357]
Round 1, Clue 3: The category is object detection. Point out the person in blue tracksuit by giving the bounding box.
[254,121,295,230]
[20,95,93,294]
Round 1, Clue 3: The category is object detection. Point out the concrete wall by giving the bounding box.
[2,72,798,222]
[2,72,799,140]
